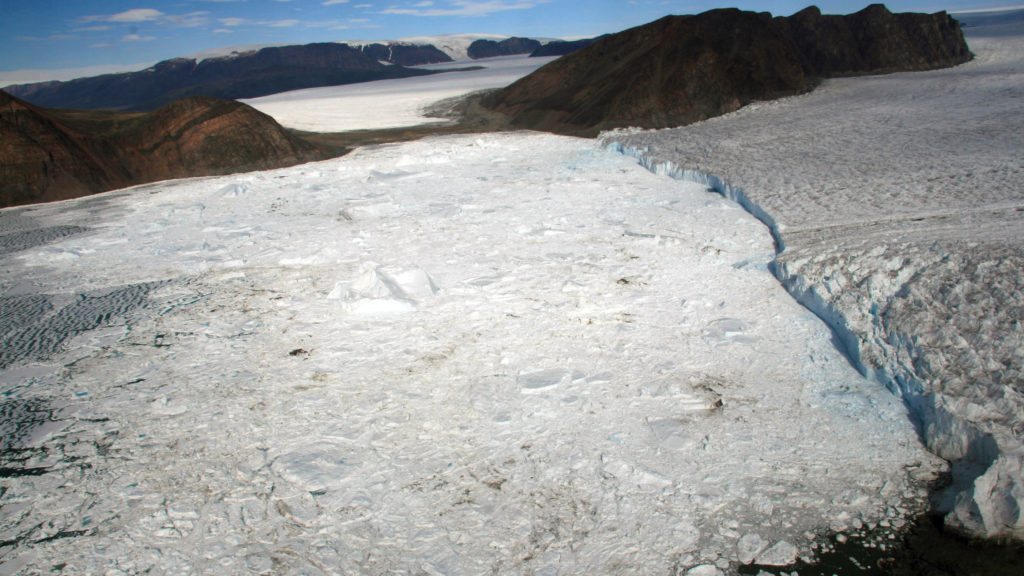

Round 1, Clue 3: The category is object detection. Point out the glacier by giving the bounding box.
[1,133,943,574]
[602,12,1024,541]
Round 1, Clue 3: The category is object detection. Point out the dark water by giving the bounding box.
[738,513,1024,576]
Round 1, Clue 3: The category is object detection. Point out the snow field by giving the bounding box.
[242,55,557,132]
[603,20,1024,539]
[0,132,942,574]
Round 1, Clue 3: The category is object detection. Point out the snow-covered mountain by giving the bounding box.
[388,33,517,61]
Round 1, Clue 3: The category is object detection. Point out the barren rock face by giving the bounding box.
[481,4,971,136]
[0,92,118,206]
[467,37,541,59]
[0,92,326,208]
[359,43,453,66]
[118,97,323,183]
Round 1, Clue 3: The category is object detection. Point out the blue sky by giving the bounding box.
[0,0,1013,80]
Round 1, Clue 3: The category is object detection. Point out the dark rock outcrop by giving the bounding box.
[0,91,327,207]
[359,43,453,66]
[481,4,971,136]
[530,37,605,57]
[778,4,972,76]
[0,92,117,206]
[467,37,542,59]
[4,43,441,111]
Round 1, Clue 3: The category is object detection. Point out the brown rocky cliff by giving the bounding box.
[778,4,972,76]
[0,92,329,208]
[0,92,123,206]
[482,9,808,136]
[480,4,972,136]
[117,96,323,183]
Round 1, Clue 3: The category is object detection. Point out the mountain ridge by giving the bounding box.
[2,36,560,112]
[3,43,446,111]
[480,4,972,136]
[0,91,329,207]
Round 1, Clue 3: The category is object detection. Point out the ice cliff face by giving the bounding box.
[602,19,1024,540]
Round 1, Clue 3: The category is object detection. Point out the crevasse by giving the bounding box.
[604,139,1021,540]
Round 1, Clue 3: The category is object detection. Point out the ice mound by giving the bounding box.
[270,442,355,493]
[334,263,438,314]
[516,368,581,392]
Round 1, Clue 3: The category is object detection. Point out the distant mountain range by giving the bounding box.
[0,91,329,207]
[1,5,974,207]
[2,36,580,112]
[3,43,447,112]
[481,4,972,136]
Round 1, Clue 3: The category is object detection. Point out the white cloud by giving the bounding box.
[213,28,235,34]
[79,7,207,27]
[107,8,165,22]
[168,11,211,27]
[378,1,541,17]
[122,33,157,42]
[323,0,351,5]
[217,17,301,28]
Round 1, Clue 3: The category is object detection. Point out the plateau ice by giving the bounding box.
[1,133,941,574]
[242,55,556,132]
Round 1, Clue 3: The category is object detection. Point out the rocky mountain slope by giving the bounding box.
[3,43,446,111]
[0,91,328,207]
[481,4,971,136]
[358,42,453,66]
[529,36,604,57]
